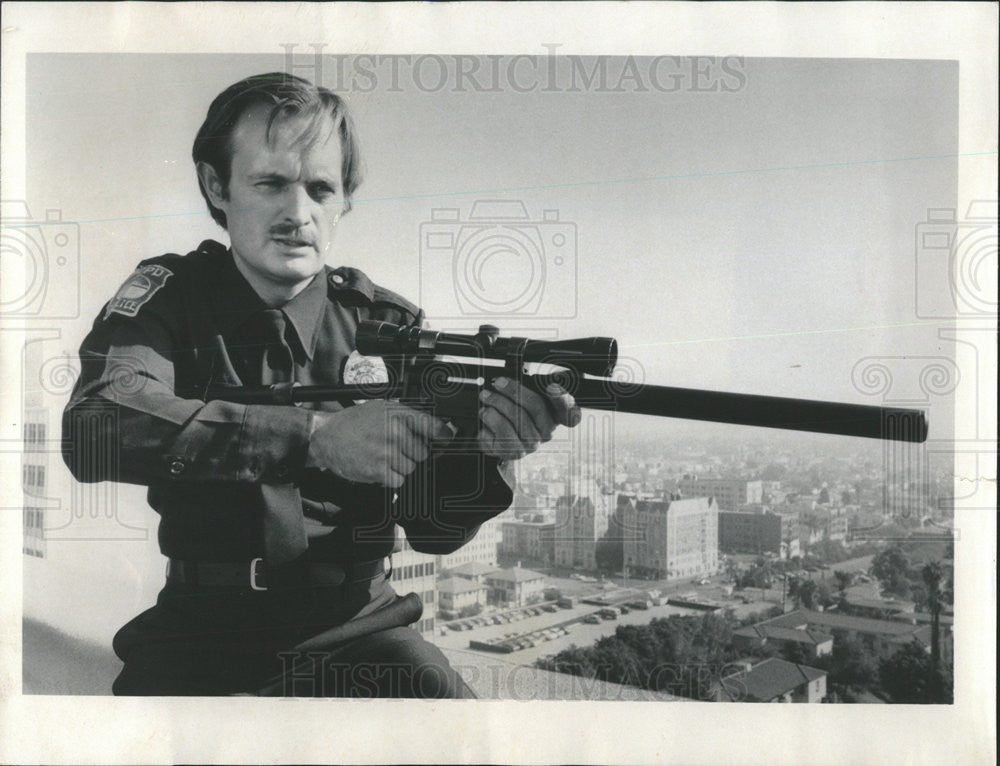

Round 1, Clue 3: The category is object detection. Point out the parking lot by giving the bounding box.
[433,598,721,666]
[431,555,877,667]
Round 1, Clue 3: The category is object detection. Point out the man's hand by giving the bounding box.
[477,377,582,461]
[306,401,451,487]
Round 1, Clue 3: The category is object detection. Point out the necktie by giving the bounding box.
[258,309,308,565]
[260,309,295,384]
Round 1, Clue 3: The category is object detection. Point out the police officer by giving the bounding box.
[62,72,580,697]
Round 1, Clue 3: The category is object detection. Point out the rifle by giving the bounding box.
[203,321,928,443]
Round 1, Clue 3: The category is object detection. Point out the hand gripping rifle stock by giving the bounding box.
[202,321,928,443]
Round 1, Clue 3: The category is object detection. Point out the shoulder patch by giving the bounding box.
[103,264,173,320]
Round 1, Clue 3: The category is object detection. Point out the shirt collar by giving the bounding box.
[280,267,327,361]
[209,243,326,361]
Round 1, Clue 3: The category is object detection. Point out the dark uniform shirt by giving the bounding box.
[63,239,512,570]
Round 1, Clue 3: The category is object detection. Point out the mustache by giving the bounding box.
[270,226,316,245]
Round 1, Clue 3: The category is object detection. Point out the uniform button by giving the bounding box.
[331,274,344,285]
[169,460,186,476]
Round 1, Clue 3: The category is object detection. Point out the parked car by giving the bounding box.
[542,604,558,613]
[618,605,630,614]
[582,614,601,625]
[627,600,651,610]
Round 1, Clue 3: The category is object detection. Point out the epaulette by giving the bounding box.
[326,266,421,321]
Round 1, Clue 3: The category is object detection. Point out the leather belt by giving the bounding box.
[166,557,386,591]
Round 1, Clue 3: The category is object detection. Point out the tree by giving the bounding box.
[814,582,834,610]
[724,557,741,583]
[879,642,953,703]
[833,570,853,596]
[761,463,786,482]
[818,633,882,700]
[779,640,811,666]
[458,602,483,619]
[871,546,913,599]
[787,578,829,611]
[921,561,949,699]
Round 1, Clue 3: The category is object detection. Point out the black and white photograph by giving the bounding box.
[1,3,996,764]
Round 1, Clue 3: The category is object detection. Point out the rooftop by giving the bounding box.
[720,657,826,702]
[437,577,487,595]
[763,609,923,638]
[449,562,498,577]
[734,624,834,645]
[844,594,916,612]
[486,566,546,583]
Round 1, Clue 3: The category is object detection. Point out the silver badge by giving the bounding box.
[342,350,390,385]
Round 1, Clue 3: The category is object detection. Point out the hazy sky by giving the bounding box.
[27,54,958,437]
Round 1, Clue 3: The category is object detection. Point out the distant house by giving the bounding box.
[842,593,916,619]
[437,577,488,615]
[717,657,827,703]
[448,561,498,584]
[732,624,834,659]
[485,566,546,607]
[762,609,933,652]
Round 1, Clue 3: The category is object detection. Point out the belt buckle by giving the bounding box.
[250,557,267,591]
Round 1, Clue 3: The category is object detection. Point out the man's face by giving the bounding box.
[215,104,346,291]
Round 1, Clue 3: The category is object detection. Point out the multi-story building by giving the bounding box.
[22,418,48,559]
[677,475,763,511]
[484,566,546,607]
[500,520,555,567]
[436,577,488,617]
[391,533,437,637]
[436,515,503,571]
[553,492,614,570]
[622,496,719,580]
[718,509,798,558]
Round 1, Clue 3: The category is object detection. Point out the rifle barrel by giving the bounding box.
[564,378,927,442]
